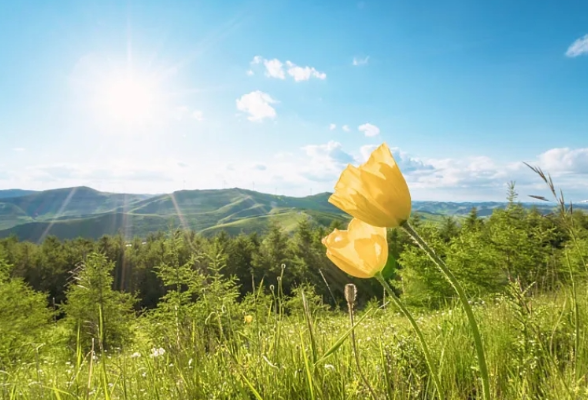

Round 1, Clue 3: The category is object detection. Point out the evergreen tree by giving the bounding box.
[464,207,483,231]
[62,252,136,352]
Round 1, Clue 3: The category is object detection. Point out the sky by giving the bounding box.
[0,0,587,202]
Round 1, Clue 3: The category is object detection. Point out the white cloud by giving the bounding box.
[565,34,588,57]
[247,144,588,200]
[412,156,509,189]
[7,136,587,202]
[13,147,26,152]
[342,125,350,132]
[300,141,354,182]
[537,147,588,173]
[236,91,278,122]
[359,145,435,173]
[329,123,337,130]
[0,157,199,194]
[303,141,354,164]
[285,61,326,81]
[192,110,204,121]
[263,59,285,79]
[246,70,254,76]
[352,56,369,66]
[359,145,378,162]
[249,56,326,82]
[358,123,380,137]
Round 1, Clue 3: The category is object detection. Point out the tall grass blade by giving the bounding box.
[300,330,316,400]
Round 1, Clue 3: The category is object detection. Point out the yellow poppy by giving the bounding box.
[322,218,388,278]
[244,315,253,323]
[329,143,411,228]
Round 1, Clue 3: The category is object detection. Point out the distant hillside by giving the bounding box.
[0,185,585,242]
[1,186,150,221]
[0,189,38,199]
[412,201,513,217]
[0,187,349,241]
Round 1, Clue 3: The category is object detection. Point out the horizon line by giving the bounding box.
[1,185,585,205]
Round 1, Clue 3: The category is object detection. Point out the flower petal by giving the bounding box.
[322,218,388,279]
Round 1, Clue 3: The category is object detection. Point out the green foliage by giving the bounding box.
[61,252,136,352]
[396,184,577,308]
[0,181,588,398]
[146,231,243,353]
[0,249,52,367]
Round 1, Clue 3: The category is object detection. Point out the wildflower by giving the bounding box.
[321,218,388,278]
[150,347,165,358]
[328,143,411,228]
[244,315,253,323]
[130,352,141,358]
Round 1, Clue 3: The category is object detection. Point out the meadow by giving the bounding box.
[1,181,588,399]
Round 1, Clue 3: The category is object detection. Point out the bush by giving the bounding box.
[0,251,53,367]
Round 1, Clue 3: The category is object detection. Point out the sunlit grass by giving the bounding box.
[2,286,588,399]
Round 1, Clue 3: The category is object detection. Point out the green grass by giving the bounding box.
[3,287,587,399]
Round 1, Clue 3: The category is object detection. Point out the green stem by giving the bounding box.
[376,272,444,400]
[401,221,491,400]
[348,301,379,400]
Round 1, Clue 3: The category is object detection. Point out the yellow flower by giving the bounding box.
[321,218,388,278]
[329,143,411,228]
[244,315,253,323]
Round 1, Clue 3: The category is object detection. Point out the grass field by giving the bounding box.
[2,282,587,400]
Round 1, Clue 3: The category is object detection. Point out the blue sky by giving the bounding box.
[1,0,587,201]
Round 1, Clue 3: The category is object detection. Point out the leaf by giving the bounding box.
[528,195,550,202]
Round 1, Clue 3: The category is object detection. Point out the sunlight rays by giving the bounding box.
[169,191,190,232]
[37,187,78,245]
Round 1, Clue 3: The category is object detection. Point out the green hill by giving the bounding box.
[0,202,34,230]
[0,187,348,241]
[0,189,39,199]
[2,186,149,221]
[0,185,585,242]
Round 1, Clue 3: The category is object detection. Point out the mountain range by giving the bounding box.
[0,186,585,242]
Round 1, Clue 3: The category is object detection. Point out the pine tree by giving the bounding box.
[62,252,135,352]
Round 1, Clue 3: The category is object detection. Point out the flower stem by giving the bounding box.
[375,272,444,400]
[347,294,379,399]
[401,221,491,400]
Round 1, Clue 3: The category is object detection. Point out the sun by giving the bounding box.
[70,51,178,129]
[97,73,160,124]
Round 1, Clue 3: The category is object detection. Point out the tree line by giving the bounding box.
[1,188,586,312]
